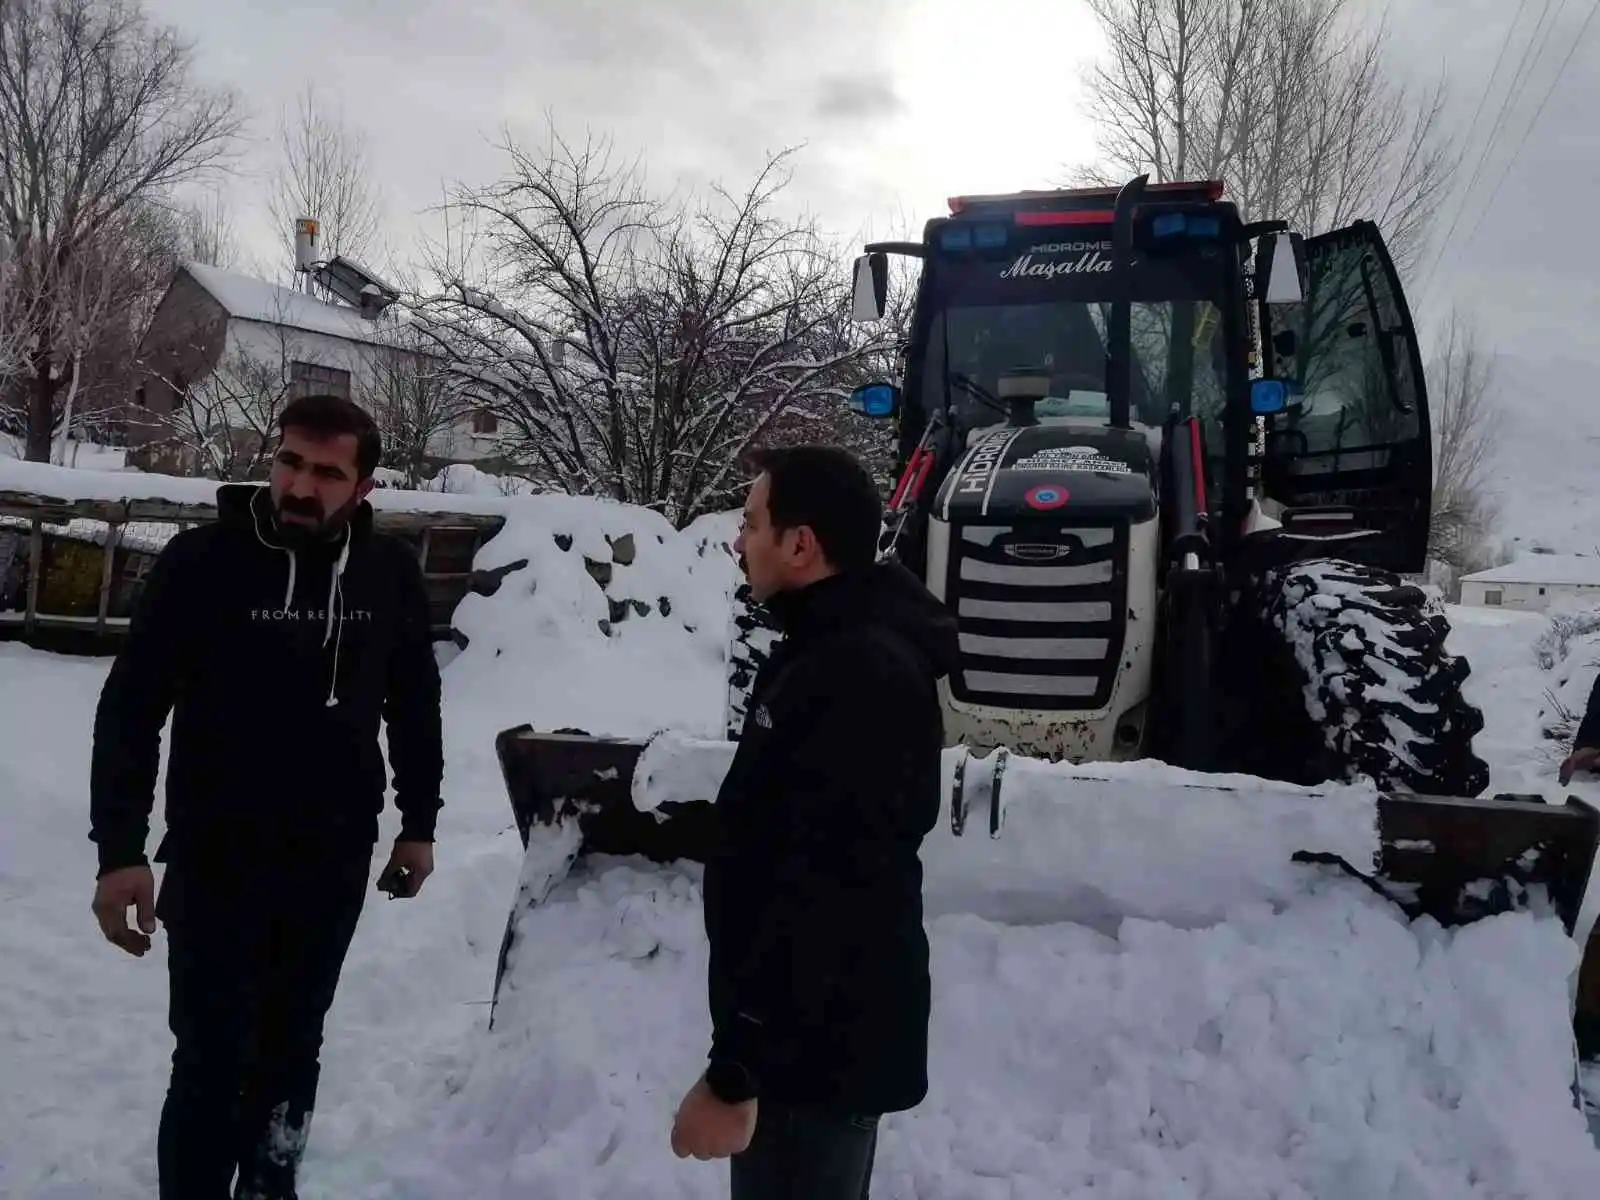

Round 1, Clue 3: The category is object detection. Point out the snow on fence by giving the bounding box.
[0,460,507,644]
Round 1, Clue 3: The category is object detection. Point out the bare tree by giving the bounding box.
[1427,306,1504,584]
[0,0,244,461]
[363,325,471,488]
[47,232,122,463]
[266,82,382,277]
[408,129,898,526]
[178,186,240,270]
[1072,0,1457,278]
[145,323,300,481]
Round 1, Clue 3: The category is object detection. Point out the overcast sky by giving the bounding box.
[146,0,1600,370]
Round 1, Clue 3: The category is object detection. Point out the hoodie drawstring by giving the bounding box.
[324,534,350,708]
[251,488,350,708]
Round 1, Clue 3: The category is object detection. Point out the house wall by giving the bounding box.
[427,411,507,463]
[123,273,230,466]
[1458,579,1600,612]
[124,267,508,478]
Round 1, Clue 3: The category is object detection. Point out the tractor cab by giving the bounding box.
[847,178,1435,579]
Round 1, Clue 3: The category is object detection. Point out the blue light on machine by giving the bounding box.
[1151,213,1222,239]
[938,222,1007,250]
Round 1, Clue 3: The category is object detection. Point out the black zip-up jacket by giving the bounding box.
[1575,673,1600,751]
[702,561,961,1115]
[88,483,443,874]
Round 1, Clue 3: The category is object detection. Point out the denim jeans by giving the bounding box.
[154,851,370,1200]
[729,1100,880,1200]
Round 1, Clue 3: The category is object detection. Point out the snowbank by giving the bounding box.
[1446,601,1600,804]
[635,731,1381,930]
[370,463,543,497]
[0,457,515,517]
[3,486,1597,1198]
[1,436,129,471]
[393,857,1600,1200]
[443,494,742,741]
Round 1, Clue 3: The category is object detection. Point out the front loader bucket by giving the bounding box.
[490,726,1600,1056]
[494,725,717,862]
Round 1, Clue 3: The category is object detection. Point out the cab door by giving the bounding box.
[1258,219,1433,574]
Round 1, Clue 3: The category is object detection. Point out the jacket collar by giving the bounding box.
[761,570,868,640]
[216,482,374,550]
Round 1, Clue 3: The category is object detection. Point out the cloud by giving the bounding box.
[814,75,906,122]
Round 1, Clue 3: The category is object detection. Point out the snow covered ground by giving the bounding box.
[2,486,1599,1198]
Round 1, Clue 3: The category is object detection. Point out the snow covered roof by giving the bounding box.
[1461,554,1600,587]
[182,262,401,349]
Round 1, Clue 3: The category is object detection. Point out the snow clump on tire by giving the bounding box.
[1259,558,1490,798]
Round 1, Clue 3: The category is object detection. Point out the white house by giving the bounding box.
[123,261,504,477]
[1458,555,1600,612]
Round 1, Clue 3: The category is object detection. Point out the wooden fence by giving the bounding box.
[0,486,505,648]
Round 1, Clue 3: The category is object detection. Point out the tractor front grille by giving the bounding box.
[944,523,1129,712]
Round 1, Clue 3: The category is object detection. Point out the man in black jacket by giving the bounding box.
[1561,673,1600,784]
[88,394,444,1200]
[670,445,960,1199]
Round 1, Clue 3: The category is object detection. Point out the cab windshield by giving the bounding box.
[916,298,1229,438]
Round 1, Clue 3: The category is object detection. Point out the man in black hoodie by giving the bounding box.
[669,444,960,1199]
[88,394,444,1200]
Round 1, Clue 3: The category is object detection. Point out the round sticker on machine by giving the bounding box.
[1025,485,1070,510]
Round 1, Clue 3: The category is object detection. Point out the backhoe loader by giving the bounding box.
[489,175,1600,1065]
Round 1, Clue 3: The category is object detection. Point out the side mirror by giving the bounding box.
[1250,379,1290,416]
[848,381,900,419]
[850,252,888,323]
[1256,231,1307,305]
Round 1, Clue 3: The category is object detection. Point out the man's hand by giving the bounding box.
[670,1076,757,1161]
[92,865,157,956]
[1560,745,1600,785]
[377,839,434,898]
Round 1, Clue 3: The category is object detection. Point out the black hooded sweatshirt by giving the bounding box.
[88,484,443,875]
[702,560,961,1115]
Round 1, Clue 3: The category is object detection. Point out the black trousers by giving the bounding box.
[154,850,370,1200]
[729,1101,880,1200]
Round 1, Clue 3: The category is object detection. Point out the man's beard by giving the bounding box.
[275,495,354,546]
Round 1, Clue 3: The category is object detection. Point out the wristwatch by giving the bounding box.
[704,1059,757,1104]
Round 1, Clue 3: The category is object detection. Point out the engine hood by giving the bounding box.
[934,423,1157,524]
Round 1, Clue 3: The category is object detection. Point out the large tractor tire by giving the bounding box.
[724,583,783,740]
[1252,558,1490,798]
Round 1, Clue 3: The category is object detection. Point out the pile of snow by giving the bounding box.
[0,458,514,518]
[2,478,1597,1198]
[1446,601,1600,799]
[443,496,742,739]
[0,458,522,567]
[430,861,1594,1200]
[1,437,131,471]
[635,731,1382,931]
[371,462,542,497]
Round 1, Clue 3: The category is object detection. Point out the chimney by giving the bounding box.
[294,218,320,272]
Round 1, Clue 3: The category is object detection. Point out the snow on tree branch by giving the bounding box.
[0,0,244,461]
[407,127,902,526]
[1072,0,1458,280]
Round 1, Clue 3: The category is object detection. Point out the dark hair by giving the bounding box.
[747,444,883,573]
[278,393,383,479]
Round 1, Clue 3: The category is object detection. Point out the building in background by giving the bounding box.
[121,260,505,480]
[1458,554,1600,612]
